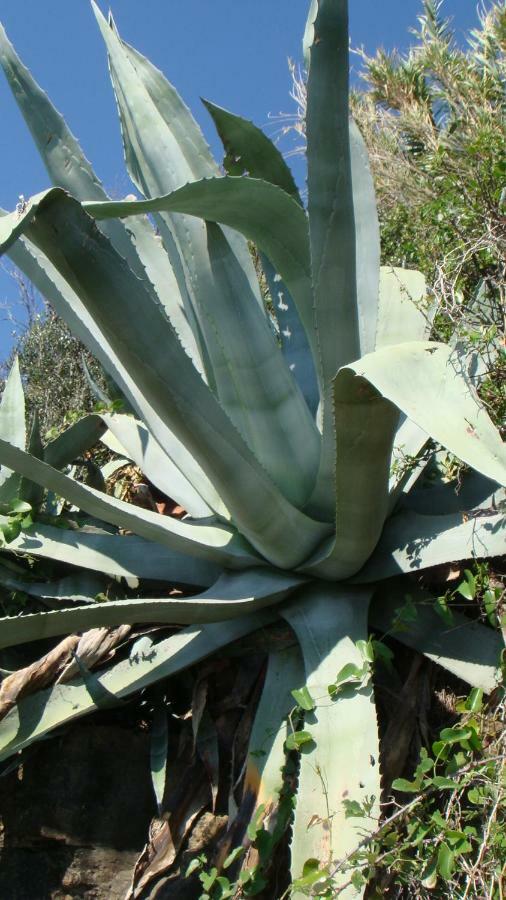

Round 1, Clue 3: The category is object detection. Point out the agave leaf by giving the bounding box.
[260,254,319,416]
[0,609,277,762]
[0,358,25,507]
[100,4,262,305]
[92,3,267,382]
[2,519,220,584]
[356,509,505,583]
[19,410,45,508]
[282,585,379,897]
[150,703,169,815]
[0,567,304,649]
[203,222,320,505]
[118,32,217,179]
[388,416,431,504]
[0,439,259,568]
[203,99,302,203]
[0,21,203,368]
[0,566,108,606]
[199,99,318,421]
[305,5,380,515]
[3,229,228,519]
[304,371,399,576]
[370,587,502,693]
[303,0,318,68]
[226,646,304,874]
[375,267,429,348]
[402,471,504,517]
[0,191,330,567]
[244,645,303,816]
[43,415,106,469]
[307,0,378,366]
[84,178,316,361]
[347,342,506,487]
[101,413,214,520]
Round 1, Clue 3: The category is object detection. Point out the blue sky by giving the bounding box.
[0,0,482,360]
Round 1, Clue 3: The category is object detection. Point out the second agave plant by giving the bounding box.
[0,0,504,896]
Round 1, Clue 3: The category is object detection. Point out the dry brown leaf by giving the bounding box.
[0,634,79,720]
[57,624,131,683]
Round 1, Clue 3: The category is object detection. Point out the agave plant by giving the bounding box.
[0,0,505,895]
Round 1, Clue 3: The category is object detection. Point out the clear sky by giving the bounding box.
[0,0,483,360]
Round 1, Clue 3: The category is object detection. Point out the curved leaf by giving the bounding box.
[0,567,108,606]
[101,413,214,520]
[0,13,204,374]
[0,610,277,762]
[347,342,506,487]
[2,519,220,584]
[84,177,316,362]
[44,415,106,469]
[0,568,304,649]
[0,439,258,568]
[402,472,504,517]
[356,509,506,583]
[304,371,399,578]
[0,190,330,568]
[370,587,502,693]
[203,99,302,203]
[3,229,228,519]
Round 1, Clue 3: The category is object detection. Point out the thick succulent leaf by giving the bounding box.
[2,519,220,584]
[370,587,502,693]
[303,0,318,68]
[119,212,204,371]
[0,568,304,649]
[224,646,304,873]
[43,415,106,469]
[0,191,330,567]
[307,4,378,364]
[100,413,213,519]
[19,411,44,507]
[261,253,319,417]
[0,18,203,369]
[202,223,320,504]
[92,3,266,384]
[388,416,430,505]
[350,120,381,357]
[244,645,303,815]
[282,585,379,897]
[118,33,217,179]
[0,19,191,307]
[0,609,277,762]
[0,358,25,507]
[3,224,228,519]
[375,267,429,348]
[402,471,504,517]
[348,342,506,487]
[305,6,380,515]
[356,509,505,583]
[84,177,317,363]
[0,439,258,568]
[0,566,108,606]
[203,99,302,203]
[304,371,399,577]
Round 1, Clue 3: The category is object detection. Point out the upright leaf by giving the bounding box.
[0,358,25,508]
